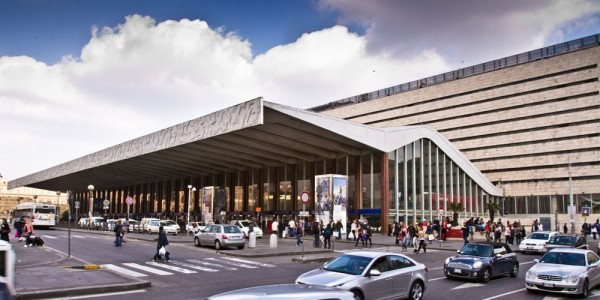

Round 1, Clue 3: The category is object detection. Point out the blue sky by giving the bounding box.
[1,0,599,181]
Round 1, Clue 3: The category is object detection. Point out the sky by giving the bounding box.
[1,0,599,182]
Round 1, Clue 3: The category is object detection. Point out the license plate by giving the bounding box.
[454,268,461,273]
[527,247,533,250]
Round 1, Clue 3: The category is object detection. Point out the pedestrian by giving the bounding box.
[408,222,415,247]
[355,226,365,246]
[484,221,491,242]
[323,223,333,249]
[271,218,279,237]
[312,221,321,248]
[414,225,427,253]
[23,218,34,247]
[114,220,123,247]
[515,224,522,245]
[393,222,400,245]
[592,224,598,240]
[0,218,10,242]
[335,219,343,240]
[153,225,170,262]
[13,217,24,241]
[365,225,372,247]
[461,222,469,245]
[122,218,130,242]
[401,223,408,252]
[563,223,568,234]
[288,218,296,237]
[296,220,303,246]
[346,219,352,240]
[504,224,511,244]
[350,220,357,241]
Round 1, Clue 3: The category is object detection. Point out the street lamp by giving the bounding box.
[187,185,196,232]
[88,185,94,229]
[56,191,61,205]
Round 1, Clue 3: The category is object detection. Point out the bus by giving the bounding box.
[13,202,57,228]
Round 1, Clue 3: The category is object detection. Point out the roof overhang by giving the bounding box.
[9,97,502,196]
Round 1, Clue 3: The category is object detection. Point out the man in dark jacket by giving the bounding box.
[153,225,170,262]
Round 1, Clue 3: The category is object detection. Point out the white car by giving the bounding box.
[78,217,104,228]
[147,220,180,235]
[186,222,207,234]
[230,220,263,238]
[519,231,558,254]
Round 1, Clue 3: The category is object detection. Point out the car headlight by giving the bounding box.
[564,275,579,284]
[473,261,483,269]
[526,271,537,280]
[445,258,451,264]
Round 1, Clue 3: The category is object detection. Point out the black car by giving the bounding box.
[444,242,519,283]
[542,234,588,253]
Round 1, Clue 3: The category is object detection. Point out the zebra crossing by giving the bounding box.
[101,257,275,277]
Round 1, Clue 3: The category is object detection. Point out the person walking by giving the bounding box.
[350,220,357,241]
[461,222,470,245]
[346,219,352,240]
[122,218,130,243]
[401,223,408,252]
[23,218,34,247]
[114,220,123,247]
[323,223,333,249]
[414,225,427,253]
[312,221,321,248]
[355,226,365,247]
[563,223,568,234]
[0,218,10,242]
[153,225,171,262]
[288,218,296,237]
[271,218,279,237]
[13,217,24,242]
[365,225,373,247]
[296,220,303,246]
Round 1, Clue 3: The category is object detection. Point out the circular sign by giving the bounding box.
[300,192,310,204]
[103,200,110,206]
[438,208,444,215]
[74,201,80,209]
[126,196,134,205]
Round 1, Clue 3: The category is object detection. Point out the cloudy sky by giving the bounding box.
[1,0,599,181]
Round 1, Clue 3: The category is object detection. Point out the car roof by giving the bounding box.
[547,248,591,254]
[464,242,509,247]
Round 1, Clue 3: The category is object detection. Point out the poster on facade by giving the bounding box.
[332,176,348,234]
[315,175,331,225]
[202,186,214,223]
[215,188,227,223]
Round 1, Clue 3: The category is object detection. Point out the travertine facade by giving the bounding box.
[316,38,600,216]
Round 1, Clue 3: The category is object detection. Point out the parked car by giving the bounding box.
[525,248,600,298]
[194,224,245,250]
[230,220,263,238]
[147,220,180,235]
[140,218,160,233]
[542,234,588,253]
[77,217,104,228]
[295,251,428,300]
[185,222,207,234]
[121,219,141,232]
[444,242,519,283]
[207,283,355,300]
[519,231,558,254]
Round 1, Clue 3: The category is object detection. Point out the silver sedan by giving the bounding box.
[525,248,600,298]
[295,251,428,300]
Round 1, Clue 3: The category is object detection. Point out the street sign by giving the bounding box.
[299,211,309,217]
[126,196,133,205]
[301,192,310,204]
[103,200,110,206]
[74,201,80,209]
[582,206,591,217]
[438,208,444,215]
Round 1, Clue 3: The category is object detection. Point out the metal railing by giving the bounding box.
[309,34,600,112]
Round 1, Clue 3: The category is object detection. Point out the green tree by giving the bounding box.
[448,202,464,226]
[486,202,501,223]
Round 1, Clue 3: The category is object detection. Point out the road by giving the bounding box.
[34,229,600,299]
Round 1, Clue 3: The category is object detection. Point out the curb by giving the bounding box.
[16,280,151,300]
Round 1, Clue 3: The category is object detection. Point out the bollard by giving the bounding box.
[249,232,257,248]
[270,233,278,249]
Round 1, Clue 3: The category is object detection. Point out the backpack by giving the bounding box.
[324,227,332,238]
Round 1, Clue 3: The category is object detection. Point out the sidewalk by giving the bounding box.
[13,234,150,300]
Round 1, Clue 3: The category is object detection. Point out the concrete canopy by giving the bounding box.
[9,97,502,196]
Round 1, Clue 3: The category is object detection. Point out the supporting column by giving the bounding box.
[381,152,390,235]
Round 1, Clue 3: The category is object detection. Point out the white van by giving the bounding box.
[140,218,159,233]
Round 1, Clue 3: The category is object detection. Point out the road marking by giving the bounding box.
[46,289,146,299]
[205,257,258,269]
[222,257,275,267]
[428,266,444,270]
[123,263,173,275]
[187,259,238,270]
[101,264,148,277]
[169,260,219,272]
[429,277,446,281]
[41,235,57,239]
[520,260,536,265]
[481,288,526,300]
[71,235,86,239]
[146,261,197,274]
[452,282,486,290]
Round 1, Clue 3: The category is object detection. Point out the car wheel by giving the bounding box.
[580,279,589,298]
[215,240,222,250]
[408,281,424,300]
[510,263,519,277]
[480,267,491,283]
[194,237,201,247]
[350,289,363,300]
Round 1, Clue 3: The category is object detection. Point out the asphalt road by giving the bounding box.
[35,229,600,300]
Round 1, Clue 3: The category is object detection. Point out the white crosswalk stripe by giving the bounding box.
[146,262,197,274]
[123,263,173,275]
[101,264,148,277]
[186,259,238,270]
[222,257,275,267]
[169,260,219,272]
[204,257,258,269]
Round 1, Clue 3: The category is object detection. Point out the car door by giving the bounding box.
[388,255,418,298]
[492,245,511,274]
[587,252,600,287]
[360,256,393,300]
[201,225,212,244]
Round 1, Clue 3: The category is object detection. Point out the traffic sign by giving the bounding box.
[126,196,134,205]
[438,208,444,215]
[74,201,80,209]
[300,192,310,204]
[299,211,309,217]
[103,200,110,206]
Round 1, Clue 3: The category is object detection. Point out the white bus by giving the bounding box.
[13,202,57,227]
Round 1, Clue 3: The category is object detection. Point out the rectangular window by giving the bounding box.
[539,196,551,214]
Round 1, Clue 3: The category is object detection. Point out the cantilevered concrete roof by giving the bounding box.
[9,97,502,196]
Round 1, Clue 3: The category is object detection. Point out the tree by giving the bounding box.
[448,202,464,226]
[486,202,501,223]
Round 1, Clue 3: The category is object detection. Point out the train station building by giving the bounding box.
[9,34,600,233]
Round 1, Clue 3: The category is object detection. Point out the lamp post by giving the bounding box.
[56,191,61,224]
[88,185,94,229]
[187,185,196,235]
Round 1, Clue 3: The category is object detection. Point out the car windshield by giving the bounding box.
[459,244,493,257]
[540,252,586,266]
[223,225,242,234]
[322,255,373,275]
[528,233,549,240]
[549,236,575,245]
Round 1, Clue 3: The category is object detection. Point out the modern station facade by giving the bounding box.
[10,34,599,233]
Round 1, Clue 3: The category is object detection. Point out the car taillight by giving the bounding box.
[222,235,228,240]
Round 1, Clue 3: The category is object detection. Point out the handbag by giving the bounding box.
[158,246,166,256]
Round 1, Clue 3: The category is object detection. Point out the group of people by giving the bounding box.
[391,220,433,253]
[477,220,527,245]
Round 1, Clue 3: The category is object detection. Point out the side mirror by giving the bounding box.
[533,259,540,263]
[496,254,503,259]
[456,250,461,254]
[368,269,381,277]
